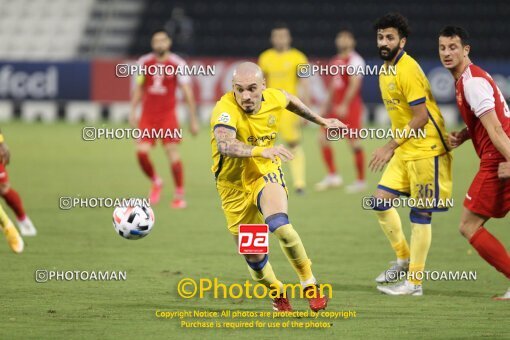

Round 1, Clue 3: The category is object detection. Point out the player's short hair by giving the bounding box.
[151,29,170,39]
[439,26,470,46]
[373,13,410,39]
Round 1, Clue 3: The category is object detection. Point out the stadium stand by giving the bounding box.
[131,0,510,59]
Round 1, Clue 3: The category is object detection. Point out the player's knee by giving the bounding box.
[136,142,152,153]
[165,145,180,162]
[0,182,10,194]
[458,220,479,239]
[287,141,299,149]
[245,254,268,271]
[265,213,290,233]
[409,209,432,224]
[371,196,392,211]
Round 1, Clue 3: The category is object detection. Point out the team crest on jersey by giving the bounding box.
[268,114,276,127]
[388,82,396,91]
[217,112,231,123]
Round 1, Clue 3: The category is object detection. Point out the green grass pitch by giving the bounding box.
[0,122,508,339]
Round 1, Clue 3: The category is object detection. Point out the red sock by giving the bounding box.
[469,226,510,279]
[354,148,365,181]
[137,152,156,181]
[321,146,336,174]
[2,188,26,220]
[171,161,184,190]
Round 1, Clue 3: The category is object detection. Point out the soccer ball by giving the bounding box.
[112,205,155,240]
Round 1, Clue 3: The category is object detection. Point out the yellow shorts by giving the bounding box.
[217,167,287,235]
[378,152,453,212]
[279,109,301,144]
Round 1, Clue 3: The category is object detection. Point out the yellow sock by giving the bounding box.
[289,145,306,189]
[273,224,315,286]
[247,261,283,290]
[409,223,432,285]
[375,208,410,260]
[0,204,12,231]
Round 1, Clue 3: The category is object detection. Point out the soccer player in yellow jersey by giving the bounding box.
[369,13,452,295]
[211,62,345,311]
[258,24,310,194]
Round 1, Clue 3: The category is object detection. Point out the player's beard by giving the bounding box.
[242,102,256,113]
[378,45,399,61]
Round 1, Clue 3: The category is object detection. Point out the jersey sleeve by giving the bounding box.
[211,101,238,132]
[463,77,495,117]
[398,63,427,106]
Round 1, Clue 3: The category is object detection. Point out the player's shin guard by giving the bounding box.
[408,210,432,285]
[266,213,315,287]
[137,152,156,181]
[375,206,410,260]
[469,226,510,279]
[289,145,306,189]
[246,255,283,291]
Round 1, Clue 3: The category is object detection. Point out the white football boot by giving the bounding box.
[493,288,510,301]
[315,174,343,191]
[17,216,37,236]
[346,180,368,194]
[377,280,423,296]
[375,260,409,283]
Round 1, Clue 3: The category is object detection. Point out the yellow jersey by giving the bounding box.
[379,51,449,160]
[211,88,288,190]
[258,48,308,95]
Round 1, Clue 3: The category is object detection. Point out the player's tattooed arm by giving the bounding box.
[214,126,254,158]
[282,90,347,130]
[283,90,324,125]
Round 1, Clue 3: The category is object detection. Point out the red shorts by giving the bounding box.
[0,164,8,184]
[464,163,510,218]
[138,112,181,145]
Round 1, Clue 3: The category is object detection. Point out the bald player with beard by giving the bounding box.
[210,62,345,311]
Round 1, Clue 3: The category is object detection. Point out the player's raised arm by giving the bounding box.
[214,126,293,162]
[283,90,346,129]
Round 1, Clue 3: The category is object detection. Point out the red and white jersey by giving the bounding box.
[137,52,191,119]
[456,63,510,161]
[329,51,364,112]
